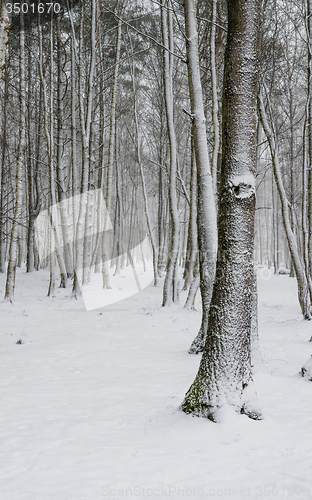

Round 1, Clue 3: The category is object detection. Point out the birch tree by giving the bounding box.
[161,0,180,306]
[183,0,218,354]
[258,91,312,319]
[181,0,262,421]
[128,38,158,286]
[4,13,26,301]
[72,0,97,293]
[102,15,122,290]
[307,0,312,295]
[0,0,10,80]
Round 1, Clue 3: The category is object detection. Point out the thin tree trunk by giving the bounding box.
[183,0,218,354]
[128,38,158,286]
[303,99,312,301]
[161,0,180,306]
[38,22,67,291]
[184,272,200,310]
[183,142,197,291]
[0,1,10,80]
[73,0,96,293]
[56,16,74,279]
[258,91,312,319]
[211,0,220,197]
[4,13,26,301]
[307,0,312,292]
[0,52,8,272]
[26,48,40,273]
[102,16,122,289]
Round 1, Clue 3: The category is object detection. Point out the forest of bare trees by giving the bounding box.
[0,0,312,421]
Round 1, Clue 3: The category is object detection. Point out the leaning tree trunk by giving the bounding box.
[181,0,262,421]
[183,0,218,355]
[258,92,312,319]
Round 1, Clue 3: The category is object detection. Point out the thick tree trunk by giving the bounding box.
[181,0,262,421]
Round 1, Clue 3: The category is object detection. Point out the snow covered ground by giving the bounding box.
[0,267,312,500]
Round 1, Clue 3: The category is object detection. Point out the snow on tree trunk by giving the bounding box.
[307,0,312,300]
[4,12,26,302]
[181,0,262,421]
[56,16,74,280]
[258,92,312,320]
[129,40,158,287]
[161,0,180,306]
[184,272,200,310]
[102,16,122,290]
[183,143,197,291]
[0,54,8,273]
[211,0,220,197]
[183,0,217,354]
[73,0,96,292]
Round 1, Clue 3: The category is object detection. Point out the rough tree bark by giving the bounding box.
[181,0,262,421]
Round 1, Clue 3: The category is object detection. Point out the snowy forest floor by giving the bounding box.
[0,267,312,500]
